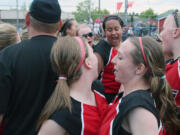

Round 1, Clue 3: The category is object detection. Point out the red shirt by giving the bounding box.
[94,40,121,94]
[101,48,121,94]
[166,58,180,107]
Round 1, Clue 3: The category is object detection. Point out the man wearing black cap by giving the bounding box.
[0,0,61,134]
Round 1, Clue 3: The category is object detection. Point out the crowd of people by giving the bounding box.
[0,0,180,135]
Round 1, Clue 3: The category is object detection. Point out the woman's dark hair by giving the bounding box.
[59,18,75,36]
[102,15,124,31]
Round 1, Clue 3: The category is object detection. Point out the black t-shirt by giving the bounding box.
[0,35,57,135]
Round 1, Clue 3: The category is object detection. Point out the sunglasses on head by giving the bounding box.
[82,32,93,38]
[172,10,179,28]
[155,35,162,43]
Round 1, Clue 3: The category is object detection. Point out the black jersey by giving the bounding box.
[50,90,108,135]
[99,90,162,135]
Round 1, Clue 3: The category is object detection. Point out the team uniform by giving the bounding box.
[94,39,121,102]
[165,58,180,108]
[0,35,57,135]
[99,90,163,135]
[50,88,108,135]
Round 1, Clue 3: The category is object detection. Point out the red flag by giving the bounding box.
[128,1,134,8]
[117,2,123,11]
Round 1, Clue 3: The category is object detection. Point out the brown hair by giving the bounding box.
[21,26,29,41]
[37,36,88,130]
[129,36,180,135]
[0,23,19,50]
[30,16,59,33]
[59,18,75,36]
[177,11,180,26]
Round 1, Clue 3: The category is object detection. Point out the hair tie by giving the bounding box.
[74,37,86,72]
[58,75,67,80]
[160,75,166,79]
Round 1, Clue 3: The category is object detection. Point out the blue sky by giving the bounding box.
[0,0,179,14]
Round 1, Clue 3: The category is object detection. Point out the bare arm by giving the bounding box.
[125,107,158,135]
[38,120,67,135]
[94,52,104,74]
[0,115,3,124]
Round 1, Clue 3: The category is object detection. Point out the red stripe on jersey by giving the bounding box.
[82,104,100,135]
[94,90,109,120]
[166,59,180,107]
[99,96,121,135]
[159,127,166,135]
[80,90,109,135]
[101,48,121,94]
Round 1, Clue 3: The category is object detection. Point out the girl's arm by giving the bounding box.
[126,107,159,135]
[38,120,66,135]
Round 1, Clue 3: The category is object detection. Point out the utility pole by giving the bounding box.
[88,0,91,23]
[124,0,128,25]
[16,0,19,28]
[98,0,100,18]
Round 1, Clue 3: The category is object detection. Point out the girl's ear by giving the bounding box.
[84,58,93,69]
[25,13,30,27]
[135,63,146,75]
[173,28,180,38]
[58,20,63,31]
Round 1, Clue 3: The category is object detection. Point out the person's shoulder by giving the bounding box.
[38,119,66,135]
[115,90,160,124]
[94,39,112,64]
[95,39,111,48]
[0,40,28,58]
[127,107,159,135]
[121,90,158,115]
[92,80,104,93]
[49,107,72,128]
[120,90,154,109]
[50,108,70,119]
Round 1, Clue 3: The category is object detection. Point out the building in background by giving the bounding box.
[0,9,74,29]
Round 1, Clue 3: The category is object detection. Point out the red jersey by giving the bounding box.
[166,58,180,107]
[94,39,121,94]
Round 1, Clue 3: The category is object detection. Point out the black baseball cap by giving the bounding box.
[29,0,61,23]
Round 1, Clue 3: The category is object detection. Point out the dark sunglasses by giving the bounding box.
[172,10,179,28]
[82,32,93,38]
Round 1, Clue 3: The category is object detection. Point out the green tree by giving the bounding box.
[158,9,174,17]
[91,8,109,21]
[72,0,90,22]
[140,8,157,19]
[73,0,110,22]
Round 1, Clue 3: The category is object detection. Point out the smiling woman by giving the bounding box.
[93,15,124,103]
[77,23,94,47]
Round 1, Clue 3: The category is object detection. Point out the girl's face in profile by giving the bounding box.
[112,39,137,83]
